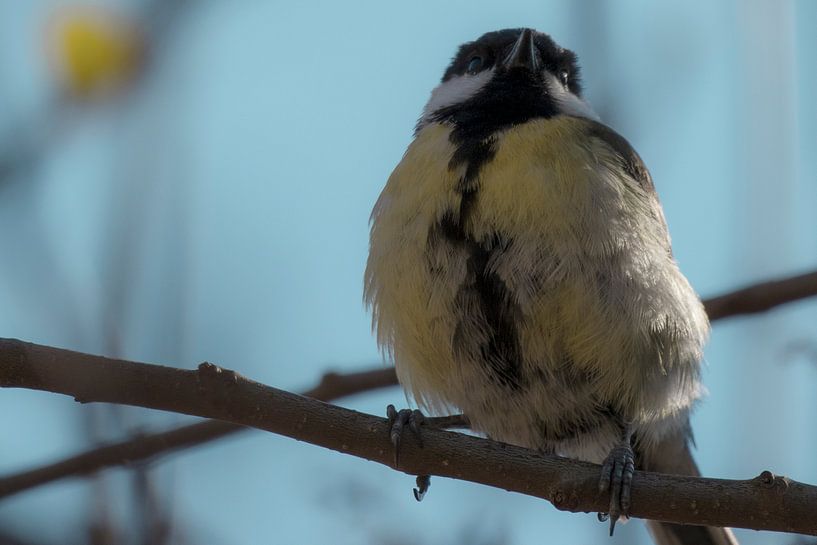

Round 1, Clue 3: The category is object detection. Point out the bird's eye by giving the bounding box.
[466,56,483,74]
[559,70,570,85]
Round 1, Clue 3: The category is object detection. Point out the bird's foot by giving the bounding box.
[386,405,430,501]
[386,404,425,461]
[598,440,635,536]
[385,407,470,501]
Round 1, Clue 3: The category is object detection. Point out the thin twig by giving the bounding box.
[0,339,815,535]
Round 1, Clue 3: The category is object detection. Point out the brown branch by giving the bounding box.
[0,366,396,499]
[1,268,816,500]
[1,339,815,535]
[703,270,817,321]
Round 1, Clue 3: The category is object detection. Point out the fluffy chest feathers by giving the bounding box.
[365,116,708,457]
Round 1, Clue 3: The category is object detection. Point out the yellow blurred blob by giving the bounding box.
[47,7,145,99]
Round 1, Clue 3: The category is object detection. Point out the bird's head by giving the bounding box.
[418,28,598,136]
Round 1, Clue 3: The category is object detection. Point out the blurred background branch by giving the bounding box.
[703,271,817,321]
[1,2,193,544]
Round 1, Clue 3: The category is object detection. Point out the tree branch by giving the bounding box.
[703,270,817,321]
[1,268,816,502]
[1,338,815,535]
[0,366,396,499]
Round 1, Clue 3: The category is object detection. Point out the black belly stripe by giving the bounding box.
[422,68,566,390]
[428,128,525,390]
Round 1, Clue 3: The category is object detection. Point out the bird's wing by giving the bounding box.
[640,428,739,545]
[581,119,656,195]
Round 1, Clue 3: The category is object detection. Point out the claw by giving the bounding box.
[609,508,618,536]
[413,474,431,501]
[408,410,425,447]
[599,441,635,536]
[386,404,402,460]
[386,405,433,501]
[386,405,425,467]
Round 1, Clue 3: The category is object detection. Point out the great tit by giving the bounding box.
[365,28,736,545]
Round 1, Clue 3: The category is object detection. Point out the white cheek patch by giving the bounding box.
[419,70,494,126]
[545,73,600,121]
[416,69,600,129]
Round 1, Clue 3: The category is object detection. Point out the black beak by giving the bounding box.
[501,28,539,71]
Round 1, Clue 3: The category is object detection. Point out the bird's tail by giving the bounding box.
[639,429,739,545]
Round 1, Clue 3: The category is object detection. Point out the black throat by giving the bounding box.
[431,68,558,142]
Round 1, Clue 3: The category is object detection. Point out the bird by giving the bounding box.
[365,27,737,544]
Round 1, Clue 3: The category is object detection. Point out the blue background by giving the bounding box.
[0,1,815,544]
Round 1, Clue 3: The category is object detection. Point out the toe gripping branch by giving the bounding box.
[386,405,430,501]
[598,431,636,536]
[386,406,470,502]
[387,404,425,462]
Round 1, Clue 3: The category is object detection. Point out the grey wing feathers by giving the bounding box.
[583,120,655,194]
[640,429,739,545]
[646,521,739,545]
